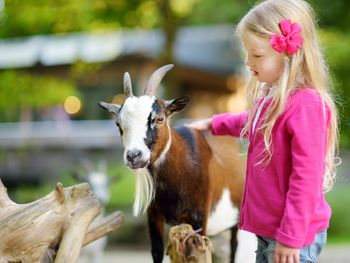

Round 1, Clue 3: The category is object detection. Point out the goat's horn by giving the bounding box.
[144,64,174,96]
[124,72,133,98]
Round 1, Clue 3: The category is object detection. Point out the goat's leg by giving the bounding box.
[147,206,165,263]
[230,224,239,263]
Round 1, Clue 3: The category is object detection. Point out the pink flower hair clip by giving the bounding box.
[269,19,304,55]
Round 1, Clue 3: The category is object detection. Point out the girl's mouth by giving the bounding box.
[252,70,258,76]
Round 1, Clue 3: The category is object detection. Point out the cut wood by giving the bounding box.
[0,180,124,263]
[166,224,212,263]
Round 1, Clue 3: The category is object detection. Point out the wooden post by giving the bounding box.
[0,180,124,263]
[166,224,212,263]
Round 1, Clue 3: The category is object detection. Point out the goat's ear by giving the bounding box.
[71,171,86,182]
[165,95,190,116]
[99,101,121,116]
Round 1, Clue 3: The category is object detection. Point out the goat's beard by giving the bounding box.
[132,168,155,216]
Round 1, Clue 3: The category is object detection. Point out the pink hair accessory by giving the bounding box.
[269,19,304,55]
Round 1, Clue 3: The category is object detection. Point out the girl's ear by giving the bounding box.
[99,101,121,116]
[164,95,190,116]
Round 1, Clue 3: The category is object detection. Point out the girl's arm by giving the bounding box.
[184,118,212,131]
[185,111,249,138]
[211,111,250,137]
[275,95,330,248]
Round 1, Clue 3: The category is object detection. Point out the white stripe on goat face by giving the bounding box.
[119,96,155,169]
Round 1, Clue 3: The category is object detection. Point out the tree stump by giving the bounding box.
[0,179,124,263]
[166,224,212,263]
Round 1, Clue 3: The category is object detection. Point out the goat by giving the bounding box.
[99,65,246,263]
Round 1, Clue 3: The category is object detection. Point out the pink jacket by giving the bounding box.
[211,87,331,248]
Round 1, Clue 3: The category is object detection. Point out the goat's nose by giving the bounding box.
[126,150,142,162]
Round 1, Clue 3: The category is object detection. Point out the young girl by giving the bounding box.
[187,0,340,262]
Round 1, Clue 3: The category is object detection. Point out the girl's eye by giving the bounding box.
[253,54,262,58]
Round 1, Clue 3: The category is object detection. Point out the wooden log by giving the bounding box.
[83,211,124,246]
[166,224,212,263]
[0,180,124,263]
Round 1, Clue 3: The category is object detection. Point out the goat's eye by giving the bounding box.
[115,121,123,135]
[156,116,164,124]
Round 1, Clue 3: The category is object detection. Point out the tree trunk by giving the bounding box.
[166,224,212,263]
[0,180,124,263]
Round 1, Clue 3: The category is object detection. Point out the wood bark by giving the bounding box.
[166,224,212,263]
[0,180,124,263]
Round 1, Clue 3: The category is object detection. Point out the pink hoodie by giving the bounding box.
[211,87,331,248]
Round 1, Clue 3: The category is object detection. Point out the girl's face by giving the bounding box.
[242,31,285,85]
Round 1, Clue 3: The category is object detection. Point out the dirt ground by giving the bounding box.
[79,229,350,263]
[79,244,350,263]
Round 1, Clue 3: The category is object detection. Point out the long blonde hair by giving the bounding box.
[236,0,340,192]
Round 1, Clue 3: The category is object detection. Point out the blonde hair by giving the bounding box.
[236,0,340,192]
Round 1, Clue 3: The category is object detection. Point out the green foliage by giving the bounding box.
[308,0,350,31]
[0,71,77,108]
[8,183,53,204]
[108,163,135,208]
[59,162,135,209]
[188,0,250,25]
[0,70,78,121]
[320,30,350,148]
[1,0,349,37]
[10,162,134,208]
[0,0,161,38]
[0,0,252,38]
[326,183,350,243]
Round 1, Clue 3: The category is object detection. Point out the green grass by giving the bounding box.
[107,163,135,208]
[8,162,135,209]
[9,183,53,203]
[59,162,136,209]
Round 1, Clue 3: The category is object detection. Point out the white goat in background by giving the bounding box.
[72,160,117,263]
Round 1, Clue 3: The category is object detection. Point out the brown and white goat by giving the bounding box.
[99,65,246,263]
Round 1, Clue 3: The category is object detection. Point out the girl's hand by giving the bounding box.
[184,118,212,131]
[274,241,300,263]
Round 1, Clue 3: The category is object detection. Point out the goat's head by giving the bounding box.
[99,65,189,170]
[72,160,117,205]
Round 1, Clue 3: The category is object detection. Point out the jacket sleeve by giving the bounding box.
[211,111,249,137]
[274,97,330,248]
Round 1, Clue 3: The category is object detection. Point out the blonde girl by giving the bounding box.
[186,0,340,262]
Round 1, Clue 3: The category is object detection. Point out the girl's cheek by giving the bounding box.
[262,60,273,73]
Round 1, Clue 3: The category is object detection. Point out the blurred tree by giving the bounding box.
[188,0,250,25]
[320,30,350,148]
[0,0,159,38]
[2,0,348,38]
[308,0,350,31]
[0,71,78,122]
[0,0,250,39]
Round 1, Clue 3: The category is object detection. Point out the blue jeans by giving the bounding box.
[255,230,327,263]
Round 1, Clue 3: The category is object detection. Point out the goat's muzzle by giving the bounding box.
[126,150,150,169]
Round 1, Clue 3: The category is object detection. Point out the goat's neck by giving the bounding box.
[150,126,200,181]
